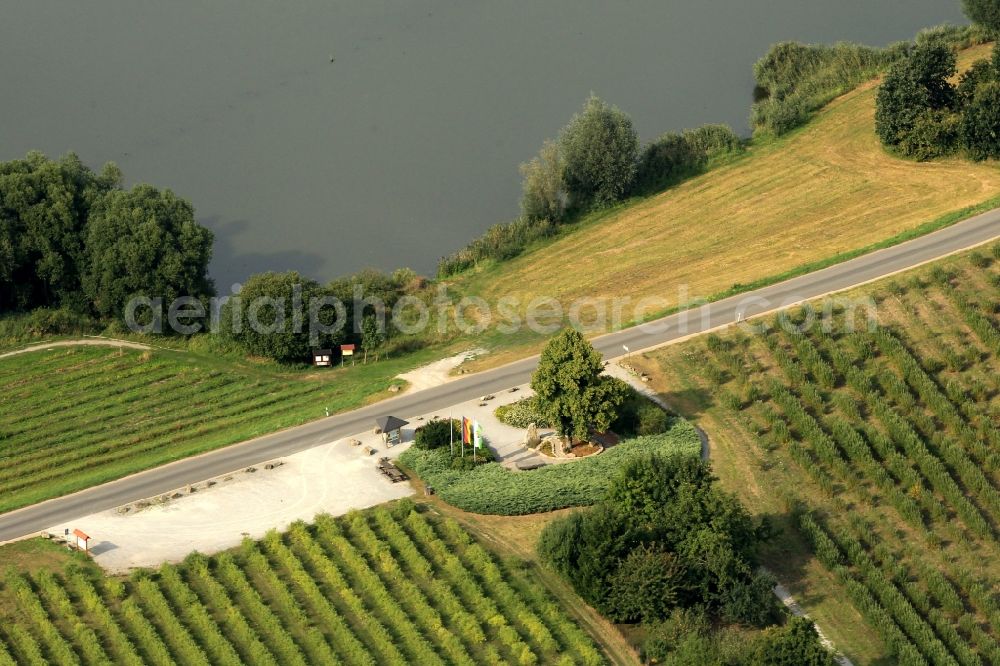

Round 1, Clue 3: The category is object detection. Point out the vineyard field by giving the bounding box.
[0,503,606,665]
[639,245,1000,664]
[0,346,431,513]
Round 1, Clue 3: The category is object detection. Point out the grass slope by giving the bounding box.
[633,244,1000,664]
[0,345,443,513]
[457,43,1000,366]
[0,504,607,665]
[399,423,702,515]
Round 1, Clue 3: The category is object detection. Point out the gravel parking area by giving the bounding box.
[46,434,413,573]
[46,382,547,572]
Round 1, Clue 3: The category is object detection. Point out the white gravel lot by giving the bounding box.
[46,434,413,573]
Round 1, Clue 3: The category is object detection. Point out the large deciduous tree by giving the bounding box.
[222,271,343,363]
[519,139,566,222]
[558,95,639,209]
[0,152,120,311]
[875,43,957,157]
[82,184,214,320]
[531,327,628,441]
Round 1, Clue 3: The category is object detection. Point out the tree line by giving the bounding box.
[0,151,214,318]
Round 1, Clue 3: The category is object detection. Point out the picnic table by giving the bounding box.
[377,457,407,483]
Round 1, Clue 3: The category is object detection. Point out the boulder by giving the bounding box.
[524,422,541,448]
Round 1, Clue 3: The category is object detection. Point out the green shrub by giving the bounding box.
[754,25,989,138]
[399,423,701,515]
[898,109,961,161]
[559,94,639,209]
[956,58,996,106]
[613,391,671,436]
[961,79,1000,160]
[915,23,991,49]
[0,307,101,347]
[682,124,745,162]
[413,418,461,450]
[634,133,704,195]
[494,396,552,428]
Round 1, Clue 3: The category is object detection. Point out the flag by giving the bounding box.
[462,417,471,445]
[473,420,483,449]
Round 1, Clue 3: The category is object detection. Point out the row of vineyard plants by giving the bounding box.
[0,504,605,665]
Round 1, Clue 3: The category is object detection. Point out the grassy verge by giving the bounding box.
[455,44,1000,352]
[632,244,1000,664]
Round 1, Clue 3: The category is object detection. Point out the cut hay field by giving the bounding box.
[632,244,1000,664]
[456,44,1000,358]
[0,345,438,513]
[0,504,607,665]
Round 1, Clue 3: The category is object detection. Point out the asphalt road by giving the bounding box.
[1,207,998,542]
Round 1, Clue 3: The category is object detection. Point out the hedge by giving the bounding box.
[398,420,701,515]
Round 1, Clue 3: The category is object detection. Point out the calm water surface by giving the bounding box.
[0,1,966,288]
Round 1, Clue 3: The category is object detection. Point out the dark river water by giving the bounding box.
[1,1,966,290]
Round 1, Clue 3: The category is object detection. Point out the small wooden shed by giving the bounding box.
[312,349,333,367]
[375,415,409,446]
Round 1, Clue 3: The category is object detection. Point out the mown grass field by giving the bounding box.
[0,345,445,513]
[633,245,1000,664]
[456,43,1000,369]
[0,504,607,665]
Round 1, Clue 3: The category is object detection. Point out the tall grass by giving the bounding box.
[751,24,991,137]
[437,217,557,277]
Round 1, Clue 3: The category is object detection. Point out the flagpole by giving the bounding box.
[449,413,453,457]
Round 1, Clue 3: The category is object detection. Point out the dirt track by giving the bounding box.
[0,338,151,360]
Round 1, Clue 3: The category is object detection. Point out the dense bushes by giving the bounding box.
[961,79,1000,160]
[882,43,1000,161]
[494,396,552,428]
[0,307,101,346]
[875,43,961,159]
[413,418,461,450]
[538,453,773,622]
[221,267,424,364]
[538,454,833,663]
[644,615,836,665]
[612,388,671,436]
[633,125,744,195]
[398,424,701,515]
[440,102,741,277]
[220,271,344,363]
[875,5,1000,160]
[559,94,639,209]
